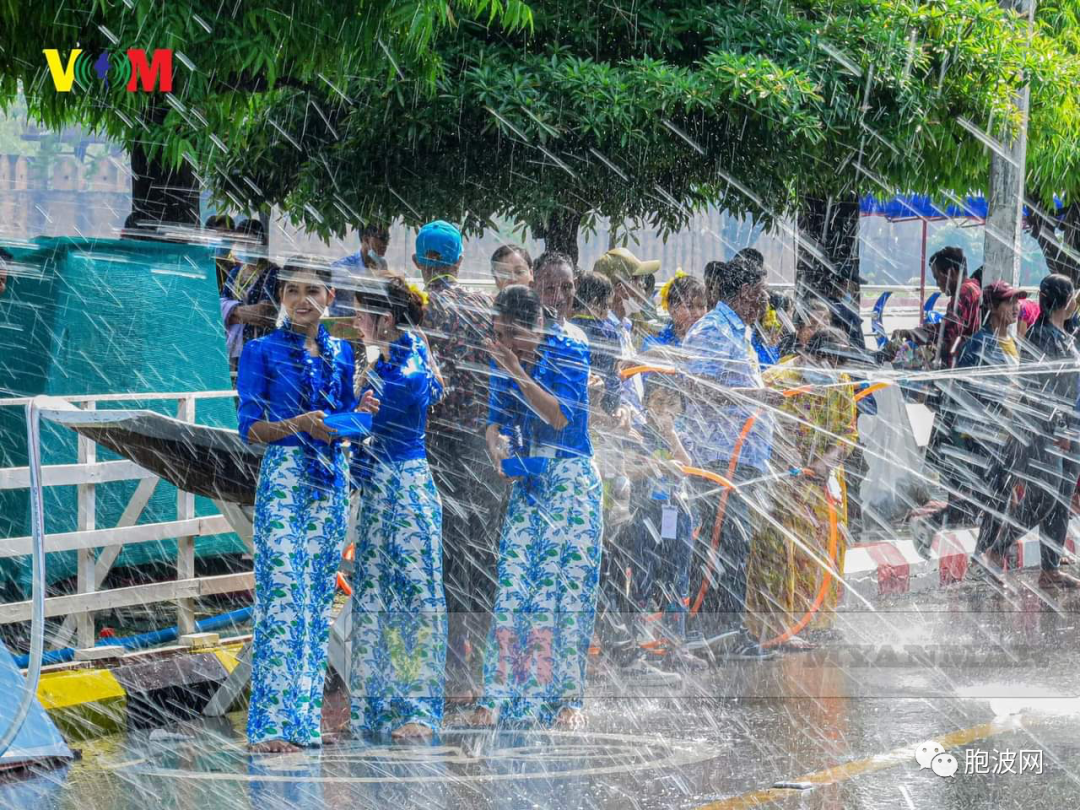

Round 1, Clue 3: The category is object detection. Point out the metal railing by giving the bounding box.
[0,390,250,652]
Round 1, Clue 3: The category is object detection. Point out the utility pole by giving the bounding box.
[981,0,1034,287]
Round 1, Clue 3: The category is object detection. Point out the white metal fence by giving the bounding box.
[0,390,250,651]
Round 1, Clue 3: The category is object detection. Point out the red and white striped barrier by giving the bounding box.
[841,520,1080,601]
[843,531,976,602]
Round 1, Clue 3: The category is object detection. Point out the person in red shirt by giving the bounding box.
[931,248,981,367]
[894,247,980,368]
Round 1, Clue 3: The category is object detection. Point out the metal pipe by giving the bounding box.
[0,401,48,758]
[919,218,928,324]
[11,607,254,670]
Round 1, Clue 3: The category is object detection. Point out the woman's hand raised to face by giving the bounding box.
[357,390,380,415]
[485,338,526,382]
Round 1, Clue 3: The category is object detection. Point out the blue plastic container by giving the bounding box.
[324,411,372,439]
[501,456,549,478]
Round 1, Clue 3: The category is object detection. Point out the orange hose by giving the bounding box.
[336,543,356,596]
[686,385,804,616]
[761,487,839,648]
[854,381,890,401]
[619,364,679,380]
[617,364,847,649]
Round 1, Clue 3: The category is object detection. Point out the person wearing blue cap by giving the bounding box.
[413,220,506,705]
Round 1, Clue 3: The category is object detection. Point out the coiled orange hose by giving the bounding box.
[617,364,881,649]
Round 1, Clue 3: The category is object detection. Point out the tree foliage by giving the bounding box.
[1,0,1078,254]
[212,0,1076,250]
[0,0,531,214]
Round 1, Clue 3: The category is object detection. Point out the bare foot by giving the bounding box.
[467,707,495,727]
[1039,569,1080,590]
[391,723,433,741]
[248,740,301,754]
[553,708,585,729]
[320,731,350,747]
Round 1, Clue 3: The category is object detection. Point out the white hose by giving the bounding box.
[0,401,48,757]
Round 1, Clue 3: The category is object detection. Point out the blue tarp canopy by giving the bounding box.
[859,194,988,221]
[861,194,1065,222]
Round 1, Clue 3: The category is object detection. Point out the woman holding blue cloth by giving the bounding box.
[473,285,604,728]
[349,276,448,740]
[237,262,377,754]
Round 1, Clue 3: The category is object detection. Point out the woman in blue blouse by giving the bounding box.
[471,285,604,728]
[237,263,377,754]
[641,274,707,354]
[348,277,447,740]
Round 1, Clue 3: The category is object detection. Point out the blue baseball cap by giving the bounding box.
[414,220,463,267]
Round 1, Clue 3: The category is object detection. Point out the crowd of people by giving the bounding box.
[223,217,1080,753]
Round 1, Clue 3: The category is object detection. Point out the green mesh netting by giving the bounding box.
[0,236,242,599]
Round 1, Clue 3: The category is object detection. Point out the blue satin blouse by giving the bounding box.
[487,323,592,459]
[360,330,444,464]
[236,326,357,447]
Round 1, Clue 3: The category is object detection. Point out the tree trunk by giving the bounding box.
[128,102,200,229]
[1030,203,1080,285]
[536,210,583,264]
[129,142,200,228]
[982,0,1033,287]
[796,195,860,299]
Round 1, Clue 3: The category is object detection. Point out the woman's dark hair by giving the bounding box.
[204,214,236,231]
[492,243,533,268]
[804,327,849,361]
[278,260,328,301]
[1038,273,1075,317]
[532,250,574,281]
[667,275,706,310]
[574,270,613,311]
[236,218,265,239]
[711,256,767,302]
[355,275,425,327]
[493,284,543,330]
[703,260,727,304]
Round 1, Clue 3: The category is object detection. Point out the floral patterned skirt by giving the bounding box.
[349,457,447,734]
[478,456,604,726]
[247,444,348,747]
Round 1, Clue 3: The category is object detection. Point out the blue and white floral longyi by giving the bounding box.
[477,456,604,726]
[349,457,447,734]
[247,444,349,747]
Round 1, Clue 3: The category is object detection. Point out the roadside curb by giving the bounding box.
[31,637,248,741]
[843,519,1080,602]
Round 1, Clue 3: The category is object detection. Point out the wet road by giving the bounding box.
[4,570,1079,810]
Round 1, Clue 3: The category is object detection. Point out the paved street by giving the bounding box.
[5,570,1078,810]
